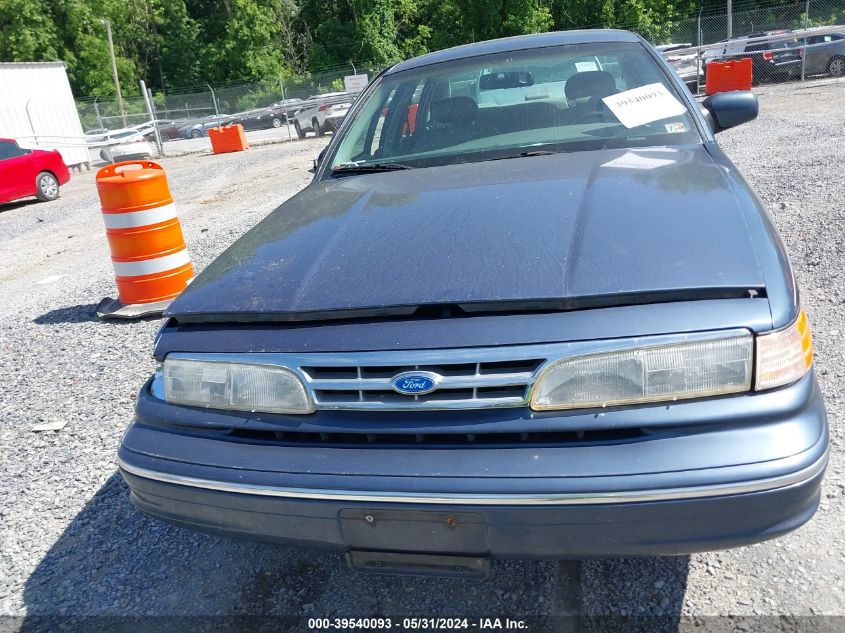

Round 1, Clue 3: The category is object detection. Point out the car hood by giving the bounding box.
[168,145,767,322]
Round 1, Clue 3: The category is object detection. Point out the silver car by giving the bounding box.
[799,32,845,77]
[292,92,353,138]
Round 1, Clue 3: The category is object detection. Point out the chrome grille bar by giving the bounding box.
[301,357,542,409]
[304,372,534,391]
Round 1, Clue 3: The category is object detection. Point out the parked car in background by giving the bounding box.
[271,98,303,115]
[149,119,189,143]
[0,138,70,204]
[84,128,109,142]
[234,107,287,131]
[224,99,304,132]
[98,130,153,163]
[796,32,845,77]
[119,30,828,573]
[178,115,233,139]
[705,30,803,82]
[292,92,353,138]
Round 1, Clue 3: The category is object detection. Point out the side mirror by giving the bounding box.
[309,145,329,173]
[701,91,758,133]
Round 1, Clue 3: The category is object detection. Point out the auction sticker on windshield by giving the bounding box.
[575,61,599,72]
[602,82,687,128]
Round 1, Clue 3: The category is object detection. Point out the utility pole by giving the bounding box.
[102,19,127,128]
[727,0,733,38]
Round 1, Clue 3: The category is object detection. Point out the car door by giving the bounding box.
[808,34,844,75]
[0,140,37,203]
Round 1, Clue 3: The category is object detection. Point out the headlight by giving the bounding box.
[530,335,753,411]
[163,358,313,414]
[755,309,813,390]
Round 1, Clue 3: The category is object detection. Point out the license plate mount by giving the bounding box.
[338,509,488,554]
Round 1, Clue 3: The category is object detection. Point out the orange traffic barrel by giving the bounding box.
[94,160,194,319]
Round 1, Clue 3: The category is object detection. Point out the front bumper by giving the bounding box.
[118,372,828,558]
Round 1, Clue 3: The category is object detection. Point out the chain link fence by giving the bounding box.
[76,64,387,137]
[669,3,810,47]
[76,0,845,142]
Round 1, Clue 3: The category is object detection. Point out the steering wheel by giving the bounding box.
[574,109,608,125]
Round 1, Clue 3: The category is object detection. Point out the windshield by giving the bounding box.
[327,42,700,173]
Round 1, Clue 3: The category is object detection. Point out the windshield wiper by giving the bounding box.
[481,150,559,162]
[332,162,414,175]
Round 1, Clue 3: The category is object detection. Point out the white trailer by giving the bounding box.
[0,62,89,169]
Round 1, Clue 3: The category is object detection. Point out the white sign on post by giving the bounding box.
[601,82,687,129]
[343,74,369,94]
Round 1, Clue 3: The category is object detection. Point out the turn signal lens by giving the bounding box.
[530,335,753,411]
[755,309,813,390]
[163,358,313,414]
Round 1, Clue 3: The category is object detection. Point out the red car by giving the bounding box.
[0,138,71,204]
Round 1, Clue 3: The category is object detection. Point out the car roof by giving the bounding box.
[386,29,643,74]
[0,138,17,143]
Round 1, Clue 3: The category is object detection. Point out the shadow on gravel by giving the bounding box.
[32,304,102,325]
[32,304,162,326]
[0,199,40,213]
[20,474,689,633]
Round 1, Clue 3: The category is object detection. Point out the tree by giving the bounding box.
[0,0,744,98]
[0,0,61,61]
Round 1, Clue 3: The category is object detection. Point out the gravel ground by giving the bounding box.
[0,77,843,632]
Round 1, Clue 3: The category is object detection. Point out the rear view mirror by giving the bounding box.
[310,145,329,173]
[479,71,534,91]
[702,91,758,133]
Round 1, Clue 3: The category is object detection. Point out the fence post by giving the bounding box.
[727,0,733,38]
[801,0,809,81]
[141,80,164,157]
[207,84,220,118]
[93,98,104,130]
[696,8,703,95]
[280,78,293,143]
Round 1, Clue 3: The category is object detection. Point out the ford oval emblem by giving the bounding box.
[391,371,439,395]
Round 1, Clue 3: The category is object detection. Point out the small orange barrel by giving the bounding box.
[209,124,249,154]
[705,58,753,95]
[95,161,193,311]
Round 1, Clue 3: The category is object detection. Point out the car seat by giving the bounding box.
[563,71,618,123]
[416,96,480,151]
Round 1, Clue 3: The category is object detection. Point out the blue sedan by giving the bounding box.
[119,29,827,577]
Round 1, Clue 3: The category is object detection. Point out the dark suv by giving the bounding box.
[118,30,827,577]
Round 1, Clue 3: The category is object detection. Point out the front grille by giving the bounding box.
[227,427,650,447]
[300,358,544,410]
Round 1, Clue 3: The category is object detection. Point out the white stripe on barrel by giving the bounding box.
[101,202,178,230]
[112,248,191,277]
